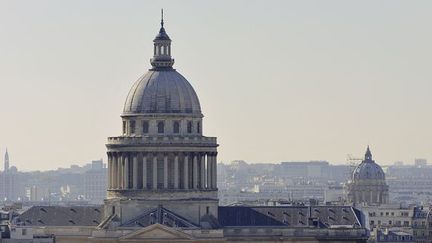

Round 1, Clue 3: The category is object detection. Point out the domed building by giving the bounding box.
[104,14,219,228]
[346,146,389,205]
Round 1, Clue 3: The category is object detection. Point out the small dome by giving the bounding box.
[353,161,385,180]
[123,70,202,115]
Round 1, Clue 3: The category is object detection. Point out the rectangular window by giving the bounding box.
[143,121,149,134]
[187,121,192,133]
[158,121,165,133]
[173,121,180,133]
[129,120,136,134]
[122,121,127,134]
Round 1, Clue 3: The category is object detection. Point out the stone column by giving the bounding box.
[212,153,217,189]
[124,154,129,189]
[133,153,138,189]
[142,154,147,189]
[112,154,115,189]
[193,154,198,189]
[120,154,124,189]
[174,154,179,189]
[107,153,112,189]
[200,154,205,188]
[111,154,116,189]
[184,154,189,189]
[206,153,212,189]
[115,153,121,189]
[153,155,158,189]
[164,154,168,189]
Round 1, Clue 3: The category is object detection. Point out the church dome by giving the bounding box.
[122,12,201,116]
[123,70,201,115]
[352,146,385,180]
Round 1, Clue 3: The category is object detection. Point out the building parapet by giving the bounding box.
[107,136,217,146]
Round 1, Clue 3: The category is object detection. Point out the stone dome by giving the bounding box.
[353,161,385,180]
[123,70,202,115]
[352,146,385,180]
[122,16,201,116]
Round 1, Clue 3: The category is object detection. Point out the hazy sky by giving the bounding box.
[1,1,431,171]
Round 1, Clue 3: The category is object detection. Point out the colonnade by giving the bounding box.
[107,152,217,190]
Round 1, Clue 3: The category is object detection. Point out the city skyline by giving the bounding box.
[1,1,432,170]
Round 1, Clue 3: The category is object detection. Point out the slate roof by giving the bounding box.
[218,206,364,228]
[15,206,103,226]
[123,70,202,115]
[13,205,364,230]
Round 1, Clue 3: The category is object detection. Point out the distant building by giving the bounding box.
[361,204,413,229]
[346,146,389,205]
[412,206,426,242]
[83,160,107,204]
[0,150,20,201]
[415,158,427,167]
[375,228,414,243]
[4,149,9,172]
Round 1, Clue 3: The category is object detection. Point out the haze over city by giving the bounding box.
[1,0,431,171]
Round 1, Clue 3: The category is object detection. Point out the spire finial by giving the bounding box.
[161,8,164,27]
[365,145,372,161]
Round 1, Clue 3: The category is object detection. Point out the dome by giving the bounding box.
[352,146,385,180]
[353,161,385,180]
[123,70,202,115]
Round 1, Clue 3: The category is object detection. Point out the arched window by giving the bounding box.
[173,121,180,133]
[157,121,165,134]
[187,121,192,134]
[129,120,136,134]
[142,121,149,134]
[197,122,201,133]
